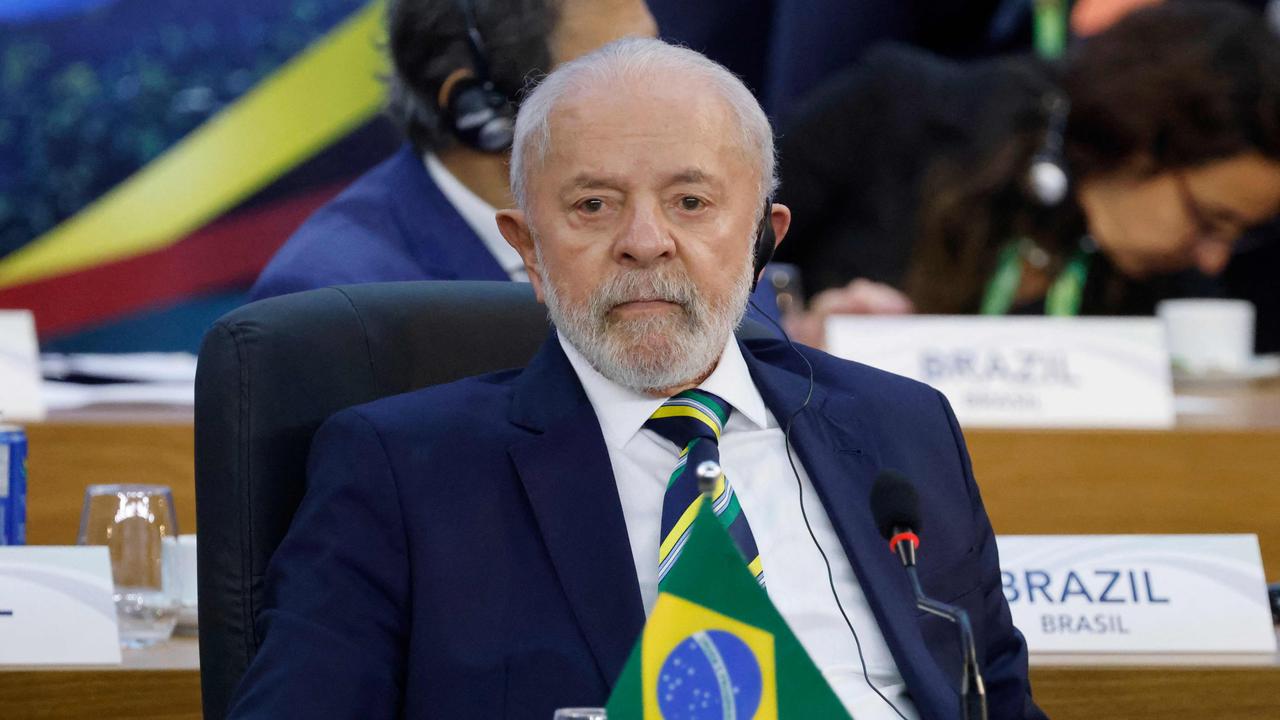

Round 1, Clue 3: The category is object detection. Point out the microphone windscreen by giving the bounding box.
[870,470,921,540]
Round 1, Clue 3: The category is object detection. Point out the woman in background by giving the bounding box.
[777,2,1280,349]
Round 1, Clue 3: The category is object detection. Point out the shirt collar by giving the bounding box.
[558,331,770,451]
[423,152,528,281]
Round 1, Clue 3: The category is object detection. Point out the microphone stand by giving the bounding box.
[904,565,987,720]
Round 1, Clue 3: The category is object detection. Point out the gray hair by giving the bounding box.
[509,37,778,211]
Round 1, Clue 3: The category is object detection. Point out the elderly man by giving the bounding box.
[229,39,1044,720]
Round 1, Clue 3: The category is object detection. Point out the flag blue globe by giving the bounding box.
[657,630,763,719]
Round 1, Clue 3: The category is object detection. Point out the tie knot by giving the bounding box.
[643,388,732,451]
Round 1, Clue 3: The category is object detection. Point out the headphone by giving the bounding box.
[444,0,517,153]
[1026,91,1070,206]
[751,199,778,291]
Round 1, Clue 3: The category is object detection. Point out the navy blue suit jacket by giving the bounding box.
[228,335,1044,720]
[249,145,508,301]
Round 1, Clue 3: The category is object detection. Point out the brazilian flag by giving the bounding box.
[606,500,852,719]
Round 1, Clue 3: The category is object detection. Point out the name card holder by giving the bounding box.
[997,534,1276,653]
[826,316,1175,428]
[0,546,122,665]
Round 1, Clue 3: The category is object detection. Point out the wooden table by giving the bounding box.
[1031,644,1280,719]
[2,635,1277,719]
[0,635,201,719]
[22,379,1280,572]
[24,407,195,545]
[966,378,1280,574]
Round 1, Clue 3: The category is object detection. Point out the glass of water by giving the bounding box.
[77,484,182,648]
[552,710,606,720]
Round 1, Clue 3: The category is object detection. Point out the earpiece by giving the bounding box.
[751,199,777,291]
[445,0,516,153]
[1026,92,1070,206]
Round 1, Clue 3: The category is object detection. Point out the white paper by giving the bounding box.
[0,310,46,422]
[41,352,197,383]
[825,316,1174,428]
[997,535,1276,653]
[0,546,122,665]
[42,380,195,410]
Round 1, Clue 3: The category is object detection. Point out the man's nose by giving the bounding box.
[614,203,675,266]
[1193,237,1233,276]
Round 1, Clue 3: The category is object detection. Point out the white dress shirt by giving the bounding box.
[423,152,529,282]
[558,334,920,719]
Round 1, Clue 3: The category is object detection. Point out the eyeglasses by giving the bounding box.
[1174,172,1245,245]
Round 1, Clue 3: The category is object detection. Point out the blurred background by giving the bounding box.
[0,0,398,352]
[3,0,1278,355]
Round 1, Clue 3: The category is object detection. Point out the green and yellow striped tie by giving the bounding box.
[645,389,764,589]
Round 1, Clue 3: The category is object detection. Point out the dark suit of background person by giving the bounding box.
[249,145,507,300]
[646,0,1007,120]
[227,331,1045,720]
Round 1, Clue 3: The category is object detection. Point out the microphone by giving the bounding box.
[871,470,987,720]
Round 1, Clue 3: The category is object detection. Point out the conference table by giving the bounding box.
[5,378,1279,718]
[3,634,1277,719]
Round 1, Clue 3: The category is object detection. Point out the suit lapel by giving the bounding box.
[506,335,645,687]
[391,144,509,281]
[743,343,957,720]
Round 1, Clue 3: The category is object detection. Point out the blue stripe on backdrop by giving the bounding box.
[41,289,247,353]
[0,0,118,24]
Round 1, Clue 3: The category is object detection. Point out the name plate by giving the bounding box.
[0,310,45,422]
[825,316,1174,428]
[997,535,1276,653]
[0,546,122,665]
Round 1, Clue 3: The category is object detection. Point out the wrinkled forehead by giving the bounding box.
[535,77,758,191]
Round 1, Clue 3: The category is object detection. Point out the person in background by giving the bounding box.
[777,2,1280,351]
[249,0,657,300]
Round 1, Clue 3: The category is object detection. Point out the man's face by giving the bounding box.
[1077,152,1280,278]
[499,77,787,394]
[550,0,657,66]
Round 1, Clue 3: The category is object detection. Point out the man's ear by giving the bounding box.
[768,202,792,250]
[496,209,546,302]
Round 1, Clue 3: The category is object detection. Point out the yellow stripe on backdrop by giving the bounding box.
[0,1,388,290]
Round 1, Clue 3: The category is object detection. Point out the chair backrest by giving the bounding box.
[193,281,549,720]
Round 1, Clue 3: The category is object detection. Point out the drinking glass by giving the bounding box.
[552,710,607,720]
[76,484,182,648]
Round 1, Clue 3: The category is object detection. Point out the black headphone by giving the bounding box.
[751,199,777,291]
[445,0,517,153]
[1026,91,1070,206]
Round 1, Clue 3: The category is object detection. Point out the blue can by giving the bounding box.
[0,424,27,545]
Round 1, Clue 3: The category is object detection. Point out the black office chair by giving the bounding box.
[193,281,550,720]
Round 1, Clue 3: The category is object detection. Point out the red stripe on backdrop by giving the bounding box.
[0,182,348,338]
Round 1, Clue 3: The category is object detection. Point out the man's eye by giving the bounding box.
[680,196,704,211]
[579,198,605,213]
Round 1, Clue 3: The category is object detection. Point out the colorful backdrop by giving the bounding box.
[0,0,399,352]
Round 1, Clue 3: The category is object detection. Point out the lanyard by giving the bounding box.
[1033,0,1069,60]
[981,239,1093,317]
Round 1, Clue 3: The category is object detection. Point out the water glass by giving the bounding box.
[76,484,182,648]
[552,710,607,720]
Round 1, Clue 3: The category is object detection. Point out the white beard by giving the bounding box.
[540,247,754,395]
